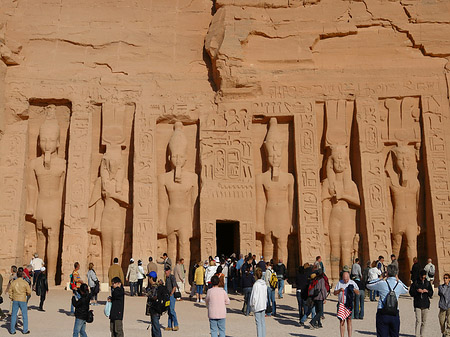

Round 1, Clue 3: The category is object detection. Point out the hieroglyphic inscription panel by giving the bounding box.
[293,100,323,264]
[133,104,156,260]
[422,95,450,279]
[356,98,391,262]
[61,103,92,280]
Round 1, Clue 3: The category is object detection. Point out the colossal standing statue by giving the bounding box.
[158,122,198,272]
[386,145,420,273]
[26,105,66,285]
[322,145,360,282]
[100,143,129,280]
[256,118,294,263]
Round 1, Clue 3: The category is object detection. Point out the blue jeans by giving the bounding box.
[196,284,204,295]
[224,277,228,293]
[243,287,252,316]
[376,310,400,337]
[278,278,285,298]
[267,288,276,316]
[73,318,87,337]
[151,314,161,337]
[130,282,137,296]
[353,292,365,319]
[209,318,225,337]
[10,301,28,334]
[71,290,81,313]
[254,310,266,337]
[370,289,377,301]
[310,300,324,327]
[301,300,316,324]
[168,295,178,328]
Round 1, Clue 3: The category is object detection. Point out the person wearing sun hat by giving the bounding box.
[36,266,48,311]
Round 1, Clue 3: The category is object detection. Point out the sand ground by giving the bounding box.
[0,287,443,337]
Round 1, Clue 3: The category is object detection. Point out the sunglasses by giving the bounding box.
[445,277,450,279]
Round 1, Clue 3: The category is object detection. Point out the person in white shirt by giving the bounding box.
[334,271,360,337]
[250,268,267,337]
[137,260,146,296]
[30,253,44,289]
[368,261,382,301]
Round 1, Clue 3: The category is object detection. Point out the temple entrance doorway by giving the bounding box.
[216,220,240,257]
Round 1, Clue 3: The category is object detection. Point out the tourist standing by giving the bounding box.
[438,273,450,337]
[368,261,381,301]
[206,275,230,337]
[366,264,408,337]
[9,269,31,334]
[71,262,84,314]
[334,270,359,336]
[126,258,139,296]
[315,256,325,273]
[72,283,90,337]
[424,258,436,283]
[351,258,362,280]
[87,263,99,305]
[147,257,157,275]
[264,260,276,317]
[174,258,185,298]
[194,260,205,303]
[411,257,421,284]
[147,271,163,337]
[309,269,328,329]
[250,268,267,337]
[164,266,179,331]
[0,271,5,320]
[109,277,125,337]
[137,260,146,296]
[241,265,254,316]
[390,254,399,271]
[157,253,172,273]
[274,259,287,299]
[409,269,433,337]
[205,260,218,290]
[30,253,44,289]
[6,265,18,316]
[221,259,229,293]
[353,275,365,320]
[377,256,386,277]
[108,258,125,289]
[36,267,48,311]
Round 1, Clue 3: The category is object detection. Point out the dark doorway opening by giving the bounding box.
[216,221,239,257]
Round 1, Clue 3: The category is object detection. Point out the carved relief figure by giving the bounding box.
[100,144,129,280]
[26,105,66,285]
[256,118,294,263]
[322,145,360,282]
[386,145,420,272]
[158,122,198,270]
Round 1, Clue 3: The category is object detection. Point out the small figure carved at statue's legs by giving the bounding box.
[35,224,46,261]
[392,232,403,260]
[277,236,288,267]
[263,233,274,263]
[167,232,177,263]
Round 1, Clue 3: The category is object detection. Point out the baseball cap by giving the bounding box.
[148,271,157,278]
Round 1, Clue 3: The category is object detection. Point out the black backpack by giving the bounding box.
[381,280,399,316]
[154,285,170,315]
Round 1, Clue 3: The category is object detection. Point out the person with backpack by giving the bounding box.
[274,259,287,299]
[424,258,435,283]
[367,264,408,337]
[309,269,328,329]
[409,269,433,337]
[72,283,91,337]
[264,260,277,317]
[334,270,359,336]
[206,275,230,337]
[146,271,169,337]
[71,262,84,314]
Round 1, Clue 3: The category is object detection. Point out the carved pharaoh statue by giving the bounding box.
[158,122,198,273]
[322,145,360,282]
[386,145,420,273]
[26,105,66,285]
[256,118,294,264]
[100,143,129,280]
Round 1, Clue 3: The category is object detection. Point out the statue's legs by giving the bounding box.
[277,236,288,266]
[35,221,46,261]
[329,220,342,282]
[46,225,60,286]
[178,230,191,292]
[263,233,274,263]
[405,225,418,274]
[392,231,403,260]
[101,222,113,282]
[167,232,177,265]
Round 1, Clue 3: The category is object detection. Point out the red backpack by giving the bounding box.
[323,274,331,293]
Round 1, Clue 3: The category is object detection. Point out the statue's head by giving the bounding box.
[39,105,60,168]
[103,145,123,175]
[392,145,415,173]
[168,122,187,169]
[264,118,283,169]
[330,145,348,173]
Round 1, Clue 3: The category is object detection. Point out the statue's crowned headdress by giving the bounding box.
[169,122,187,155]
[39,105,60,141]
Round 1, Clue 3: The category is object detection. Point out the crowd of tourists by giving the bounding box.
[1,252,450,337]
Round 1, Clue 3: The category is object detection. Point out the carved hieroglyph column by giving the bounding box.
[61,103,92,280]
[133,104,157,261]
[0,121,28,272]
[294,100,324,264]
[355,98,391,262]
[422,95,450,280]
